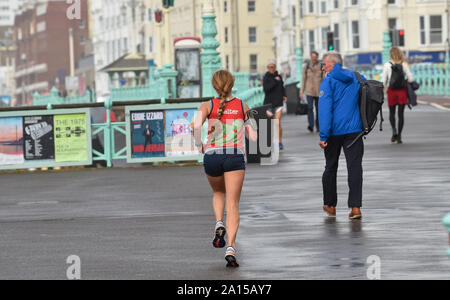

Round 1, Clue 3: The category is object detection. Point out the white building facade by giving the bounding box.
[297,0,449,69]
[91,0,160,97]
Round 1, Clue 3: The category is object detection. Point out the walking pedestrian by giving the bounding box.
[263,61,287,150]
[318,52,364,220]
[381,47,414,144]
[300,51,324,133]
[194,70,257,268]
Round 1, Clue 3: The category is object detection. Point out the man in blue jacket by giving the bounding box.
[318,52,364,220]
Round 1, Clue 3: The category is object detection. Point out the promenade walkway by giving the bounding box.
[0,103,449,279]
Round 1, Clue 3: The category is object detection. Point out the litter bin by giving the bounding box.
[246,104,273,164]
[284,81,300,115]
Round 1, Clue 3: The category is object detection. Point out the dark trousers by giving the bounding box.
[322,132,364,208]
[307,96,319,130]
[389,104,405,137]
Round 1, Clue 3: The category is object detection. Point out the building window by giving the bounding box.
[420,15,443,45]
[420,16,426,45]
[321,27,329,51]
[224,1,228,13]
[309,30,315,54]
[148,9,153,22]
[248,0,256,12]
[352,20,360,49]
[225,27,229,43]
[333,23,340,52]
[249,27,257,43]
[226,55,230,70]
[320,1,327,14]
[292,6,296,27]
[299,0,303,19]
[387,0,396,4]
[334,0,339,9]
[308,0,314,13]
[429,15,443,44]
[350,0,358,6]
[149,36,154,53]
[250,54,258,73]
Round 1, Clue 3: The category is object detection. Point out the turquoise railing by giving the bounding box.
[359,64,449,96]
[91,98,126,167]
[233,72,250,94]
[33,87,95,106]
[110,78,168,102]
[236,86,265,108]
[443,214,450,258]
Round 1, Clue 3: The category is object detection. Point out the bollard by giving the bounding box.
[443,214,450,258]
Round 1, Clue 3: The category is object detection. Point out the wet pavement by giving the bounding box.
[0,104,449,280]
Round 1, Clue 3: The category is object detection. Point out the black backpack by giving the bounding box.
[389,63,407,90]
[348,72,385,148]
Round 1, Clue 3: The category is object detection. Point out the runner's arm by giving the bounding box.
[194,101,210,148]
[244,103,258,142]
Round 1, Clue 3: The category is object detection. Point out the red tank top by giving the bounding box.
[205,98,246,154]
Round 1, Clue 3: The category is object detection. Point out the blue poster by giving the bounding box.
[130,110,165,158]
[165,109,199,157]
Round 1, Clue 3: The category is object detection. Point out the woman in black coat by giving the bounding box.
[263,62,287,150]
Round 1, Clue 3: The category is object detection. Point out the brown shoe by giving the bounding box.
[349,208,362,220]
[323,205,336,217]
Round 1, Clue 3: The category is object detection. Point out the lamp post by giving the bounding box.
[155,9,163,67]
[162,0,175,64]
[200,0,222,97]
[382,1,392,64]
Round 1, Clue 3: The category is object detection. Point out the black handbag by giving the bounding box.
[296,98,308,115]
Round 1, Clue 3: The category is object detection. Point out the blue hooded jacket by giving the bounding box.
[318,63,363,142]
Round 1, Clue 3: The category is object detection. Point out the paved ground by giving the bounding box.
[418,96,450,109]
[0,104,449,280]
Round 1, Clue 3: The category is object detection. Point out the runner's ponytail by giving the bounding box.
[212,70,235,121]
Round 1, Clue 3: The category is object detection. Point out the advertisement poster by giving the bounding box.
[131,110,165,158]
[0,117,24,165]
[23,116,54,160]
[165,109,199,157]
[54,114,88,163]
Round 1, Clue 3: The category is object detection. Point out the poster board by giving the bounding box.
[175,48,202,98]
[125,103,203,164]
[0,108,92,170]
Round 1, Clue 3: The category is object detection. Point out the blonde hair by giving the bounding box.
[390,47,405,64]
[212,70,235,121]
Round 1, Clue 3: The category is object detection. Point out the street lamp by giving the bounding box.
[161,0,175,64]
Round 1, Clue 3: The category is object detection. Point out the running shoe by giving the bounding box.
[279,143,284,151]
[225,246,239,268]
[213,221,227,249]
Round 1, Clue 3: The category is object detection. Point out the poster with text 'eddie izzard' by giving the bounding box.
[131,110,165,158]
[54,114,88,163]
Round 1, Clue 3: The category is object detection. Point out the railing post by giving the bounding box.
[158,64,178,98]
[446,50,450,96]
[443,214,450,258]
[296,47,303,89]
[104,98,113,168]
[201,0,222,97]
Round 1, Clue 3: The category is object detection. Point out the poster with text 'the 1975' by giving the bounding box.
[54,114,88,163]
